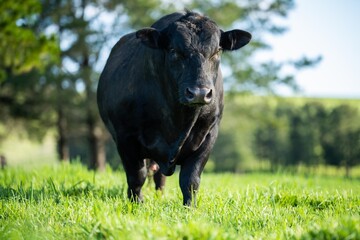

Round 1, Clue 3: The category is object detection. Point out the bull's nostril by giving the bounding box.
[185,88,195,100]
[206,89,213,100]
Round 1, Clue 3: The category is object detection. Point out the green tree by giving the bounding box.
[211,130,242,172]
[323,105,360,177]
[1,0,162,169]
[287,103,327,167]
[0,0,58,81]
[0,0,59,148]
[33,0,163,170]
[253,102,291,170]
[254,121,287,170]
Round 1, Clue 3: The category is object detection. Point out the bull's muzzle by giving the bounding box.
[185,87,213,105]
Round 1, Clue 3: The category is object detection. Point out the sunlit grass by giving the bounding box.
[0,133,57,167]
[0,163,359,239]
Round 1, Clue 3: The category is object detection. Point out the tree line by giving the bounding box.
[210,96,360,177]
[1,0,321,171]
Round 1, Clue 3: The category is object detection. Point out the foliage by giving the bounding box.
[1,0,168,167]
[0,163,359,239]
[0,0,59,81]
[0,0,59,143]
[212,130,243,172]
[322,105,360,173]
[287,102,327,166]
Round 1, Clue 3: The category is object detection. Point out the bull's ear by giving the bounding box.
[136,28,164,49]
[220,29,252,51]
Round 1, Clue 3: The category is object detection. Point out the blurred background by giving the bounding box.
[0,0,359,177]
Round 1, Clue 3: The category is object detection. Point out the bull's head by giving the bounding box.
[136,11,251,106]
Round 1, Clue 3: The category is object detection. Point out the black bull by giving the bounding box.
[97,11,251,205]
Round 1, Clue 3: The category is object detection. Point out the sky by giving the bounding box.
[263,0,360,98]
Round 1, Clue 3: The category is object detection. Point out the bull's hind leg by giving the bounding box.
[117,141,147,202]
[153,170,166,191]
[146,159,166,191]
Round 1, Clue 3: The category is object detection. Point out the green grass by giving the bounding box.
[1,163,359,239]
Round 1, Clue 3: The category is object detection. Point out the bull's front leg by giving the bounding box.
[117,140,148,203]
[179,125,218,206]
[179,155,208,206]
[123,159,148,202]
[179,135,213,206]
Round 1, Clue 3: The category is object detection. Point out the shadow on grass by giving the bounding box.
[272,193,338,210]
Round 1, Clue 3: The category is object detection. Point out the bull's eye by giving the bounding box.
[169,48,183,61]
[210,48,222,61]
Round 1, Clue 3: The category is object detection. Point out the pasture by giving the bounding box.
[0,163,359,239]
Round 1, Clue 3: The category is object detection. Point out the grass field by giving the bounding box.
[0,163,359,240]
